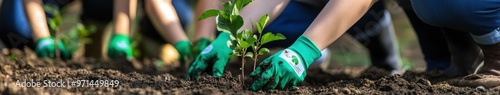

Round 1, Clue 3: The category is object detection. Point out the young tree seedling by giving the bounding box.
[198,0,285,85]
[44,4,96,60]
[250,14,286,71]
[44,4,62,60]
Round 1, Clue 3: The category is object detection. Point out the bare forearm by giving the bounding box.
[239,0,289,32]
[304,0,377,50]
[23,0,50,41]
[113,0,132,35]
[145,0,188,43]
[194,0,221,40]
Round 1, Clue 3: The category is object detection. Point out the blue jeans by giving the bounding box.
[398,0,481,71]
[412,0,500,45]
[0,0,114,49]
[0,0,35,49]
[397,0,451,70]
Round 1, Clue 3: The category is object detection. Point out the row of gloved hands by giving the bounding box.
[186,32,322,91]
[35,32,322,91]
[35,34,207,63]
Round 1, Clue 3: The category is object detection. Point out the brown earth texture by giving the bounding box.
[1,48,500,95]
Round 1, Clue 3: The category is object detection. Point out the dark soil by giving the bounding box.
[1,48,499,94]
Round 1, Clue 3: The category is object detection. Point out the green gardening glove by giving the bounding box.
[192,38,211,58]
[35,37,72,60]
[174,40,192,64]
[249,35,322,91]
[107,34,133,59]
[187,32,232,80]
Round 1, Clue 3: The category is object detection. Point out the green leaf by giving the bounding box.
[9,55,17,60]
[76,23,89,38]
[276,33,286,39]
[245,52,254,58]
[230,50,235,55]
[222,2,233,14]
[230,52,237,59]
[239,39,250,49]
[132,47,141,58]
[216,11,243,35]
[246,37,257,46]
[48,19,58,32]
[216,15,231,33]
[229,15,244,34]
[198,9,219,21]
[256,14,269,34]
[260,33,286,45]
[240,29,253,39]
[233,49,242,56]
[258,48,270,55]
[53,14,62,26]
[43,4,59,16]
[218,11,230,20]
[231,4,239,16]
[229,35,236,40]
[234,0,253,12]
[227,40,237,49]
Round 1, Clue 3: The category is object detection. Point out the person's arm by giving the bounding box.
[304,0,377,50]
[113,0,135,35]
[23,0,72,60]
[248,0,379,91]
[145,0,188,43]
[22,0,50,41]
[194,0,223,40]
[107,0,137,59]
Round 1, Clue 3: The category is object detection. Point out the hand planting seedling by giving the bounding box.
[192,0,285,84]
[43,4,95,60]
[42,4,64,60]
[249,14,286,71]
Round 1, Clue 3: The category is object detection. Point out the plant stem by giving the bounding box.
[253,51,258,71]
[253,32,264,71]
[241,49,246,86]
[55,29,60,60]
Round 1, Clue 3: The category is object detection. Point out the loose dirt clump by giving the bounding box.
[0,48,499,94]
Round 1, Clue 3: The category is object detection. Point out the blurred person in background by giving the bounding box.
[397,0,480,78]
[0,0,37,49]
[16,0,135,60]
[138,0,194,64]
[1,0,194,63]
[411,0,500,88]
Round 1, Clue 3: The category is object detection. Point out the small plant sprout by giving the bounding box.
[44,4,62,59]
[250,14,286,71]
[44,4,96,59]
[198,0,285,84]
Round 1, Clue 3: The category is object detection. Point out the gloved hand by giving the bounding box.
[192,38,211,57]
[35,36,72,60]
[249,35,322,91]
[174,40,192,64]
[107,34,133,59]
[187,32,232,80]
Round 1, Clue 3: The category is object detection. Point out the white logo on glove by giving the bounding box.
[201,45,213,55]
[279,49,305,77]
